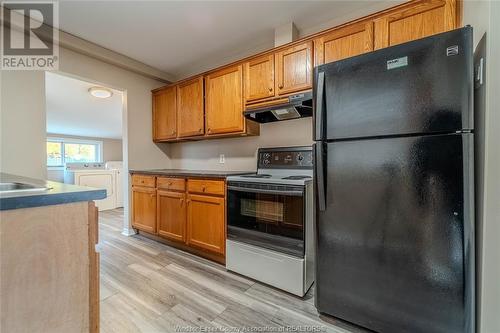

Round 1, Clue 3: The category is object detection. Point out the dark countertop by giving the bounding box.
[129,169,255,178]
[0,173,107,211]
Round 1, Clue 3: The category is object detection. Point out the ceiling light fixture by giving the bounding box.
[88,86,113,99]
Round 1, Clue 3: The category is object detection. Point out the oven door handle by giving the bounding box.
[227,185,304,197]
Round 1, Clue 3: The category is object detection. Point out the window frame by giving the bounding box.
[47,137,103,168]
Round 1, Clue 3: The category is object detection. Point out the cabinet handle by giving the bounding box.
[268,87,273,92]
[172,130,176,135]
[150,194,155,198]
[198,128,203,132]
[207,128,211,133]
[278,84,284,89]
[180,198,184,206]
[202,186,206,192]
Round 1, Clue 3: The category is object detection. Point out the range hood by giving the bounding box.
[244,91,312,123]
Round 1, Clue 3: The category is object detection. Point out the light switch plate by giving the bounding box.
[219,154,225,164]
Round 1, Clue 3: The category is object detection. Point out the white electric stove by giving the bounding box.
[226,146,314,297]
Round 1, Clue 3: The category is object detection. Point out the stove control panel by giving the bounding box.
[258,147,313,169]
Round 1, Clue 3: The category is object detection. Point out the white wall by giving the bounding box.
[0,44,168,234]
[56,47,170,168]
[169,118,313,171]
[1,71,47,180]
[479,2,500,332]
[463,1,500,332]
[58,47,170,235]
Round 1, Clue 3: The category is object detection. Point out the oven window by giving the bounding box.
[227,189,304,256]
[241,198,284,223]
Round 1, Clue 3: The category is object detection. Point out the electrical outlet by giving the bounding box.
[219,154,225,164]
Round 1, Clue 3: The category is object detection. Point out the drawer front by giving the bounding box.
[157,177,185,192]
[132,174,156,188]
[187,179,225,196]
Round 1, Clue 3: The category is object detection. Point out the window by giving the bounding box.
[47,138,103,167]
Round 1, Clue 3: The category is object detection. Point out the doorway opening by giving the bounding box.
[45,71,126,215]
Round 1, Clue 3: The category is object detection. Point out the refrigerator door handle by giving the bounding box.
[314,71,325,141]
[314,142,326,211]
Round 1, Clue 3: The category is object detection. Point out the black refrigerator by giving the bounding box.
[313,27,475,333]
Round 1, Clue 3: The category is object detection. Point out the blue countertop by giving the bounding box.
[0,173,107,211]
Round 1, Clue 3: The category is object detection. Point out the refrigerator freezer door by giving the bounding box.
[313,27,473,141]
[315,133,474,333]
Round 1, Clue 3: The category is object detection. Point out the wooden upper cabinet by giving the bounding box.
[275,41,313,96]
[186,194,225,255]
[153,86,177,141]
[205,64,244,135]
[374,0,458,49]
[157,190,186,242]
[314,21,374,66]
[132,186,157,234]
[177,77,205,138]
[243,53,275,104]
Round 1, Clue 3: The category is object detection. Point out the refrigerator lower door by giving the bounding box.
[315,133,474,333]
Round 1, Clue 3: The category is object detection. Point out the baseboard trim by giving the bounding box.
[121,228,137,237]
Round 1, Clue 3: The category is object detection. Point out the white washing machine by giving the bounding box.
[64,162,122,211]
[105,161,123,208]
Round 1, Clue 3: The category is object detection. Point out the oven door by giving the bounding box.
[227,181,305,257]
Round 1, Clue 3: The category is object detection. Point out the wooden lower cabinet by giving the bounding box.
[157,190,186,242]
[1,201,99,333]
[132,175,226,261]
[89,201,100,333]
[132,186,157,233]
[187,194,225,255]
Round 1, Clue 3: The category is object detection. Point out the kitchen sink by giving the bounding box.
[0,182,51,193]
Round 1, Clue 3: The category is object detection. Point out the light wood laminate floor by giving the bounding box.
[99,209,365,333]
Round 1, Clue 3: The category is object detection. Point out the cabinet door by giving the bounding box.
[177,77,205,138]
[314,21,374,66]
[243,54,274,104]
[153,86,177,141]
[157,190,186,242]
[187,194,225,255]
[205,65,244,135]
[374,0,458,50]
[132,186,156,233]
[275,41,313,96]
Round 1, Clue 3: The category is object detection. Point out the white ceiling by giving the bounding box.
[58,1,403,80]
[45,72,123,139]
